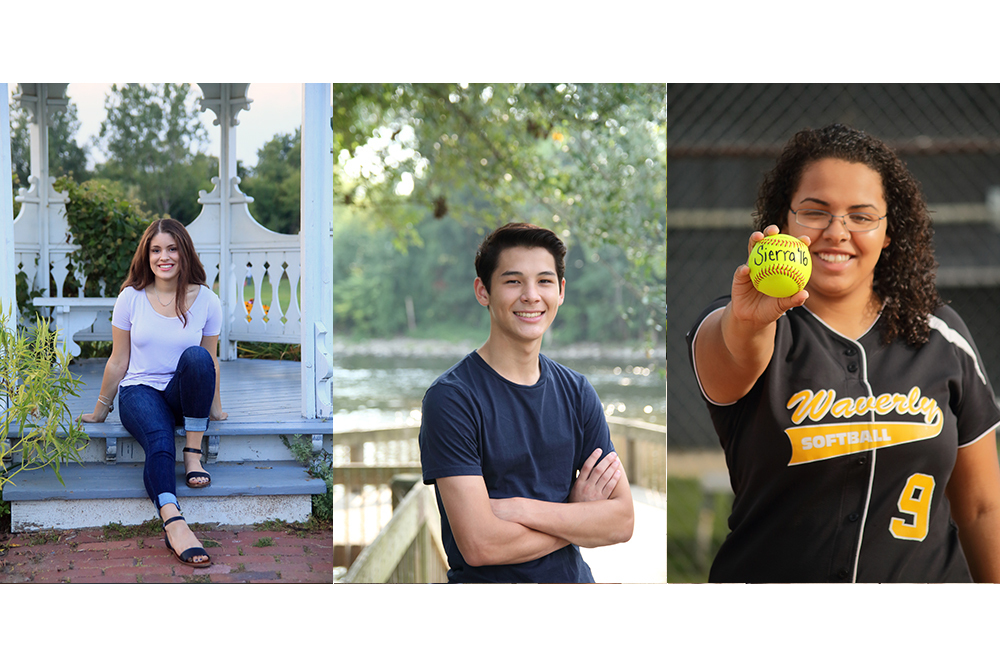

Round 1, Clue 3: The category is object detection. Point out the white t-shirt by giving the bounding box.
[112,285,223,390]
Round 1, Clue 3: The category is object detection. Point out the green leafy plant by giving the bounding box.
[0,306,88,489]
[281,434,332,523]
[54,176,150,296]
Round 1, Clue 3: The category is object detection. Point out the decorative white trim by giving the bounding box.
[929,314,988,385]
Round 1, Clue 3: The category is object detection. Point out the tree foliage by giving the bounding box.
[94,83,215,223]
[330,83,666,336]
[331,195,657,346]
[240,129,301,234]
[54,176,150,295]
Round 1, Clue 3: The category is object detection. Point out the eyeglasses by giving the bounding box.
[790,208,886,233]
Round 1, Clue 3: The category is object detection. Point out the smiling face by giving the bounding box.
[475,245,566,346]
[149,232,181,282]
[785,158,890,308]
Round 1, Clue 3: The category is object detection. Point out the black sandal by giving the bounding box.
[163,515,211,568]
[183,447,212,488]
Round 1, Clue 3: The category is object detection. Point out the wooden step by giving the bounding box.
[80,419,331,464]
[7,419,331,464]
[4,460,327,531]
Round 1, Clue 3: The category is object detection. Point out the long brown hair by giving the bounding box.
[121,218,207,327]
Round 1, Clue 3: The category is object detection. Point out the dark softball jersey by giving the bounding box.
[687,297,1000,583]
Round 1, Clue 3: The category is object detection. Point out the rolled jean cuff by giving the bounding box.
[185,416,210,432]
[157,492,179,511]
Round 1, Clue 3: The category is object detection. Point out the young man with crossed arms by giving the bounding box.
[419,223,634,583]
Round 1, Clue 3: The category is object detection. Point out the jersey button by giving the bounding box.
[845,348,857,356]
[847,362,858,372]
[848,512,859,522]
[858,457,867,465]
[837,568,849,580]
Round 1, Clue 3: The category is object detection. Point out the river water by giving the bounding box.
[328,346,666,433]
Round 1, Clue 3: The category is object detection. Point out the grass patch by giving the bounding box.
[280,435,332,526]
[103,520,162,540]
[253,537,275,548]
[667,476,732,583]
[26,531,63,546]
[236,341,301,361]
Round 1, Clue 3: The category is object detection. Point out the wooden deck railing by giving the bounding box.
[341,475,448,583]
[607,416,667,493]
[330,418,665,578]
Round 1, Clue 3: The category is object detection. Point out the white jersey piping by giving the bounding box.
[799,307,877,583]
[689,306,735,406]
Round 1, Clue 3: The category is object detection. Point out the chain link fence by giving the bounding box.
[667,83,1000,580]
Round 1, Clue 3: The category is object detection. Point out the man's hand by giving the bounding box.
[486,447,634,548]
[568,448,621,503]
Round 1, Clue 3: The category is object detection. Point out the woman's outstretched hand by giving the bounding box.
[731,225,811,328]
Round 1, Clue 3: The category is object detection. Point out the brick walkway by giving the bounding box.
[0,524,333,583]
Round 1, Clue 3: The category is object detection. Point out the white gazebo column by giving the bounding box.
[194,83,252,361]
[1,83,16,321]
[12,83,70,300]
[300,84,333,419]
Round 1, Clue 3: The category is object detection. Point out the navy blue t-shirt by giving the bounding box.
[419,351,615,583]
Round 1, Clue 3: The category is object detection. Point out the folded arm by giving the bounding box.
[436,475,571,567]
[490,450,634,548]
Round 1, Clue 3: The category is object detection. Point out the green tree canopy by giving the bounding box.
[329,83,666,335]
[241,129,301,234]
[93,83,215,223]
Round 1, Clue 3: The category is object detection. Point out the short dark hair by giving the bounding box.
[753,123,941,348]
[475,223,567,293]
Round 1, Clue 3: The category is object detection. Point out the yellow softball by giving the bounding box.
[747,234,812,298]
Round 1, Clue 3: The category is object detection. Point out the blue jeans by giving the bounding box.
[119,346,215,511]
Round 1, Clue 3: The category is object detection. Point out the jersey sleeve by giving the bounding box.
[418,380,485,484]
[111,288,134,331]
[934,308,1000,447]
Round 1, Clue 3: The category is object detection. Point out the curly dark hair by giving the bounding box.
[752,123,941,347]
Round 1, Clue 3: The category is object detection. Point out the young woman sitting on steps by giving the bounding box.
[82,218,228,568]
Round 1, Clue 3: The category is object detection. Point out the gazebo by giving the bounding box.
[0,83,334,530]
